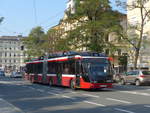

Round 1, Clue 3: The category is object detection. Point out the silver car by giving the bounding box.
[11,72,22,78]
[120,70,150,86]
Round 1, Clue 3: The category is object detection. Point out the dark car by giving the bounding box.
[119,70,150,86]
[0,71,5,76]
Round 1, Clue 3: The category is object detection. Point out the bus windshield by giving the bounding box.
[82,58,112,82]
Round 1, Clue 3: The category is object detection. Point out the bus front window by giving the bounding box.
[82,58,113,83]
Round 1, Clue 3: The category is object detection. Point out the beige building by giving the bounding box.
[0,36,27,73]
[127,0,150,69]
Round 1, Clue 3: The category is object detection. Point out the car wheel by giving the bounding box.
[70,79,76,90]
[120,79,125,85]
[135,80,141,86]
[115,75,120,83]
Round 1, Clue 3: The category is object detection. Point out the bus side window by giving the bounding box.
[63,63,69,74]
[75,61,81,74]
[69,61,75,74]
[48,62,56,74]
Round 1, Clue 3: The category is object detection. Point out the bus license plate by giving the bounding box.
[100,85,107,87]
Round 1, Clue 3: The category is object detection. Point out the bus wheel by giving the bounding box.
[49,79,53,87]
[70,80,76,90]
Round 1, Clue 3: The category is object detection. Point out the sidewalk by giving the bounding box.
[0,98,24,113]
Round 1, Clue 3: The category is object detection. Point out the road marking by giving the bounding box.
[84,101,105,107]
[48,92,59,95]
[0,98,25,113]
[114,108,135,113]
[62,95,75,100]
[70,91,77,94]
[144,105,150,108]
[36,89,44,92]
[28,87,35,90]
[82,94,99,98]
[106,98,132,104]
[50,88,63,91]
[119,91,150,96]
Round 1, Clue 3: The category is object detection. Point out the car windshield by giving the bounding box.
[142,71,150,75]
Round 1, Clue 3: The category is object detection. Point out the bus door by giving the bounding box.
[42,61,48,84]
[56,62,62,85]
[34,63,38,82]
[75,60,81,88]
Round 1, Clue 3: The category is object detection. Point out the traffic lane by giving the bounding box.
[75,85,150,106]
[1,78,150,113]
[0,82,107,113]
[22,82,150,106]
[22,84,150,113]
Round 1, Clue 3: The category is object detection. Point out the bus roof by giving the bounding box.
[26,51,108,64]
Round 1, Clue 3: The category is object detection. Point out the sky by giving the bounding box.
[0,0,126,37]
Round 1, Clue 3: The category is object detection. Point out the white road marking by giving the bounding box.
[62,95,75,100]
[144,105,150,108]
[84,101,105,107]
[0,98,25,113]
[82,94,99,98]
[48,92,59,96]
[50,88,63,91]
[114,108,135,113]
[106,98,132,104]
[36,89,44,92]
[28,87,35,90]
[119,91,150,96]
[70,91,77,94]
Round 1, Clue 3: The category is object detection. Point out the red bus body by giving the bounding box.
[24,53,113,89]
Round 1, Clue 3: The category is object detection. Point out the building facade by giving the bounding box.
[127,0,150,69]
[0,36,27,73]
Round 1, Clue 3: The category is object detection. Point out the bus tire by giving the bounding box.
[70,80,76,90]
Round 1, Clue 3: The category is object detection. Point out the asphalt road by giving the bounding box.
[1,76,150,113]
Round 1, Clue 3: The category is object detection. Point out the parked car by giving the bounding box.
[0,71,5,76]
[119,70,150,86]
[11,72,22,78]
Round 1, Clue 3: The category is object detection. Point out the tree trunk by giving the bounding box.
[134,49,140,69]
[133,5,144,69]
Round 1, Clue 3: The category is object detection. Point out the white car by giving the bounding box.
[11,72,22,78]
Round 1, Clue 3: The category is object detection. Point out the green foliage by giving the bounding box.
[65,0,123,53]
[22,26,45,57]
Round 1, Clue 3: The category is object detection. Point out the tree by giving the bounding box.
[117,0,150,69]
[0,17,4,24]
[64,0,123,53]
[45,27,70,52]
[22,26,45,57]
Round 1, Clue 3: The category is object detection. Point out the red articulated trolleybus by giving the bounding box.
[24,51,114,90]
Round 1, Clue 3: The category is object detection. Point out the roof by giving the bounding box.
[0,36,25,41]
